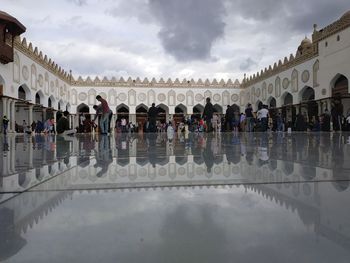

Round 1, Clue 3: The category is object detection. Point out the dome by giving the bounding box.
[341,10,350,20]
[301,37,312,46]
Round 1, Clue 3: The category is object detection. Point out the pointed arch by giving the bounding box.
[108,89,117,106]
[13,52,20,83]
[231,104,240,113]
[331,74,349,97]
[281,92,293,106]
[31,64,37,90]
[58,99,65,111]
[222,91,230,106]
[299,86,315,102]
[48,95,57,109]
[35,90,44,105]
[186,90,194,106]
[168,90,175,106]
[255,100,263,110]
[193,104,204,114]
[157,103,169,113]
[267,96,277,108]
[291,69,299,92]
[44,72,49,95]
[175,104,187,114]
[18,84,31,101]
[136,103,148,112]
[77,103,90,113]
[148,90,155,105]
[66,103,71,112]
[275,77,281,97]
[116,103,129,113]
[213,104,223,114]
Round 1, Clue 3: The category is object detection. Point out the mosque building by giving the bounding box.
[0,10,349,132]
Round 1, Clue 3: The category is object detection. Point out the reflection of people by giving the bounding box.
[203,97,213,133]
[2,115,9,134]
[148,103,158,133]
[202,135,214,172]
[57,111,76,135]
[321,109,331,132]
[94,135,113,177]
[96,95,110,135]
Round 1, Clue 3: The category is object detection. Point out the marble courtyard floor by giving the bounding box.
[1,132,350,262]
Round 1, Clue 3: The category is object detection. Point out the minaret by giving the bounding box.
[0,11,26,64]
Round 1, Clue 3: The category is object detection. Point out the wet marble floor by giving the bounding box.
[1,132,350,262]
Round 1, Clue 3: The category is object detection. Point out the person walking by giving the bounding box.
[148,103,158,133]
[96,95,110,135]
[2,115,9,135]
[245,104,254,132]
[203,97,214,133]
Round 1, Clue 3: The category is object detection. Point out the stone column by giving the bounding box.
[317,101,322,115]
[10,100,16,133]
[1,98,7,133]
[53,110,57,133]
[28,105,33,127]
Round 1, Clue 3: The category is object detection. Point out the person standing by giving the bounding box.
[203,97,214,133]
[2,116,9,135]
[225,105,234,131]
[276,113,284,132]
[96,95,110,135]
[257,105,269,132]
[245,104,254,132]
[148,103,158,133]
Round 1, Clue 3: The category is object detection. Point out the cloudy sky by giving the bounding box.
[2,0,349,81]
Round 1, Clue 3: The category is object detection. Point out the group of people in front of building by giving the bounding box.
[3,96,350,135]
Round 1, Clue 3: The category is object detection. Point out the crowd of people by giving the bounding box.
[3,96,350,135]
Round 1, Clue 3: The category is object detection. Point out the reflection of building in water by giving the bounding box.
[0,191,72,261]
[246,182,350,251]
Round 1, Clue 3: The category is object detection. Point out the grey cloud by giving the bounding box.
[227,0,350,33]
[239,58,258,71]
[66,0,88,6]
[148,0,227,62]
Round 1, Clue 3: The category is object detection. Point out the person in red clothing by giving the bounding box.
[96,95,110,135]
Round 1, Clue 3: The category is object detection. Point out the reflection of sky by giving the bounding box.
[1,133,350,262]
[2,184,350,263]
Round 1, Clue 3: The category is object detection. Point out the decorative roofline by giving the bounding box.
[312,12,350,43]
[71,76,241,88]
[241,45,318,88]
[241,12,350,88]
[13,36,72,83]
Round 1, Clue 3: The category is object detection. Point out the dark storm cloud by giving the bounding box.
[148,0,226,62]
[228,0,350,32]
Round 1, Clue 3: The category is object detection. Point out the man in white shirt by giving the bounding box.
[257,105,269,132]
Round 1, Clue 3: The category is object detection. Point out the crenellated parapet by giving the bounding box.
[71,75,241,89]
[312,10,350,43]
[13,36,72,83]
[241,10,350,88]
[241,44,318,88]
